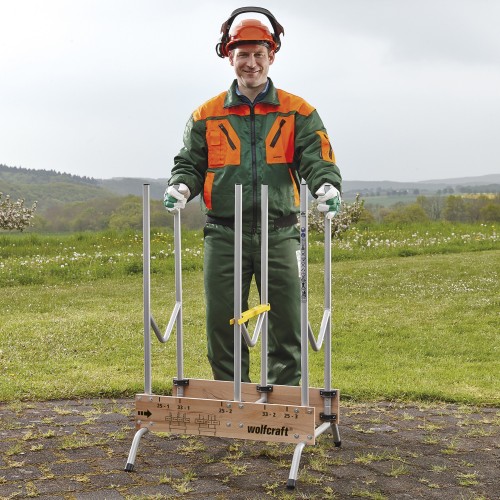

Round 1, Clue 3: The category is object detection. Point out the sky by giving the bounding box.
[1,0,499,182]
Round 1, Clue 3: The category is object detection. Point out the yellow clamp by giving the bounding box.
[230,303,271,325]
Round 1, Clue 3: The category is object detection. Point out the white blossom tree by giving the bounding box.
[309,194,366,238]
[0,193,37,231]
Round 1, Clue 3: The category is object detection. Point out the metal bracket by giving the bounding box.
[173,378,189,387]
[257,385,273,393]
[319,412,338,422]
[320,389,337,398]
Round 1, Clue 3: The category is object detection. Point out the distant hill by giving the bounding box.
[419,174,500,185]
[98,173,500,201]
[342,174,500,194]
[0,164,116,211]
[0,165,203,232]
[99,177,168,200]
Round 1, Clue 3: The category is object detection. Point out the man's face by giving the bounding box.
[229,43,275,91]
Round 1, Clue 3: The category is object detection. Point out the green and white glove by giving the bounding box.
[315,183,341,219]
[163,183,190,212]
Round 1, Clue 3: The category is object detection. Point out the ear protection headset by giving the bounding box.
[215,6,285,58]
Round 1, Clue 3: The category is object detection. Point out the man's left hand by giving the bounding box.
[315,183,341,219]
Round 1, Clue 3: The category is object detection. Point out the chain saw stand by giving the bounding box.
[124,183,341,489]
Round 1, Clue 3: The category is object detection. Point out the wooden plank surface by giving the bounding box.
[135,394,316,445]
[174,379,340,425]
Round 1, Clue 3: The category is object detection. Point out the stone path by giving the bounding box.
[0,398,498,499]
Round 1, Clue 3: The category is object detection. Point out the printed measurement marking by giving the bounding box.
[262,411,277,417]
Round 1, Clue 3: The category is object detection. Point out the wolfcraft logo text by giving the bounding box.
[247,424,289,436]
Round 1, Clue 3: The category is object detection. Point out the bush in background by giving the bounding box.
[309,194,371,237]
[0,193,37,231]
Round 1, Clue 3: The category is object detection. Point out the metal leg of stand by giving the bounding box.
[332,423,342,447]
[124,427,149,472]
[286,441,306,489]
[287,422,333,488]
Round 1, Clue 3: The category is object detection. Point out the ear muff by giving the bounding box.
[216,6,284,58]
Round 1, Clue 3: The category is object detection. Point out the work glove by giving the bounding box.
[163,183,190,212]
[315,183,341,219]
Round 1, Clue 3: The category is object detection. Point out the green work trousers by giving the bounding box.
[203,223,301,386]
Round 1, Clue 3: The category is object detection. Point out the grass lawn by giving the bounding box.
[1,244,498,405]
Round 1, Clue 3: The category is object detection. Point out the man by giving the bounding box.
[165,8,342,386]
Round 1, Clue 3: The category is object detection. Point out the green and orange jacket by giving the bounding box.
[169,79,342,230]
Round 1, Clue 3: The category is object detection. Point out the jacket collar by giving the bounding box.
[224,79,280,108]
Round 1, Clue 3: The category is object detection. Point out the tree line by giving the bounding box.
[0,164,98,185]
[9,195,500,233]
[368,194,500,224]
[29,195,205,232]
[2,189,499,233]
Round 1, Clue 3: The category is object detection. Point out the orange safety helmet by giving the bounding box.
[226,19,277,54]
[216,7,284,58]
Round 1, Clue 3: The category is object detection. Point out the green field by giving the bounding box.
[1,223,499,405]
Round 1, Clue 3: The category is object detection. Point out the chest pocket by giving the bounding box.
[265,115,295,164]
[206,119,241,168]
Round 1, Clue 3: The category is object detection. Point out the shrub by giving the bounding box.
[309,194,369,238]
[382,203,429,224]
[0,193,37,231]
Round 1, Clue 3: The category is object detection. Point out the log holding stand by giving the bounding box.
[125,183,341,489]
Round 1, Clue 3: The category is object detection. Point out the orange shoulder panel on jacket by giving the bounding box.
[275,89,315,116]
[193,93,226,121]
[193,92,249,121]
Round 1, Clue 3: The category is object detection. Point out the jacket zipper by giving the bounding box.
[218,123,237,150]
[270,118,286,147]
[250,106,258,233]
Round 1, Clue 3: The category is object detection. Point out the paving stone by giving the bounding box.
[72,490,126,499]
[28,478,86,495]
[124,484,176,496]
[0,465,44,481]
[48,460,94,475]
[86,471,137,488]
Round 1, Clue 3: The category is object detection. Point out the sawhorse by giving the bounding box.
[125,183,341,489]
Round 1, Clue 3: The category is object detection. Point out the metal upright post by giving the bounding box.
[233,184,243,402]
[173,208,185,396]
[143,184,152,395]
[288,181,311,489]
[324,204,341,445]
[125,184,152,472]
[323,196,332,417]
[260,185,269,393]
[299,181,309,407]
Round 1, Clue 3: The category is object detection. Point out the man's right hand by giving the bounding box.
[163,183,190,212]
